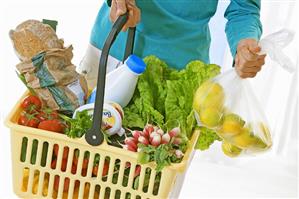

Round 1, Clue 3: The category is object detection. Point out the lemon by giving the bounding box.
[199,107,223,128]
[221,121,243,137]
[193,81,225,112]
[231,128,256,149]
[221,141,242,157]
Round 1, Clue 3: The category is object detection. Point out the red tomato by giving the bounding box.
[18,112,40,128]
[61,158,68,171]
[38,119,65,133]
[36,108,59,122]
[92,161,109,177]
[51,159,57,169]
[102,162,109,176]
[21,95,42,113]
[53,144,59,157]
[54,176,70,192]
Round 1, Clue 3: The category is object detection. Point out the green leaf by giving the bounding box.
[195,126,222,150]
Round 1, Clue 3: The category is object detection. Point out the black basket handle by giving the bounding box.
[85,13,136,146]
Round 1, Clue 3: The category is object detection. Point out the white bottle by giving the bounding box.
[103,54,146,107]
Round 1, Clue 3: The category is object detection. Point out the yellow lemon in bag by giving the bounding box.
[221,141,242,157]
[193,81,225,112]
[199,107,223,128]
[219,113,245,137]
[231,127,256,149]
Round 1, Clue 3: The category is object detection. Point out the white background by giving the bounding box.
[0,0,298,198]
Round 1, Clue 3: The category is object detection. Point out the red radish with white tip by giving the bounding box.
[132,130,142,140]
[138,136,149,145]
[175,150,184,158]
[125,137,137,149]
[161,133,170,144]
[173,137,182,145]
[150,134,161,146]
[168,127,180,137]
[156,129,164,136]
[143,124,154,137]
[149,131,159,140]
[123,144,137,152]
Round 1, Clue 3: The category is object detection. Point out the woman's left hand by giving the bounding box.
[235,39,266,78]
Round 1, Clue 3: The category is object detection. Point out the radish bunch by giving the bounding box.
[122,124,184,159]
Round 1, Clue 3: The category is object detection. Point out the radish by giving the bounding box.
[134,165,141,177]
[143,124,154,137]
[123,144,137,152]
[125,137,137,149]
[132,130,142,140]
[156,128,164,136]
[173,137,182,145]
[149,131,159,140]
[150,134,161,146]
[161,133,171,144]
[168,127,180,137]
[138,136,149,145]
[175,150,184,158]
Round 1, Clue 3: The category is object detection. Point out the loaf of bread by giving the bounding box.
[9,20,64,61]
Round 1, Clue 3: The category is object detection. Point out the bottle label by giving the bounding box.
[102,109,116,130]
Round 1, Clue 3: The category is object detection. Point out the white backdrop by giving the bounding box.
[0,0,298,198]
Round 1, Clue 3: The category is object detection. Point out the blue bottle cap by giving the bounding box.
[125,54,146,74]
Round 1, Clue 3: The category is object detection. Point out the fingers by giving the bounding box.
[122,3,141,31]
[116,0,127,16]
[235,39,267,78]
[110,0,141,31]
[110,0,127,22]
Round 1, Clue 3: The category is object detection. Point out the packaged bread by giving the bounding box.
[12,19,88,114]
[9,19,64,61]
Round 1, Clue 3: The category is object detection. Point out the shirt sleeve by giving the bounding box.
[224,0,263,57]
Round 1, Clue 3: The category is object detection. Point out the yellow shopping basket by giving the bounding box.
[5,13,199,199]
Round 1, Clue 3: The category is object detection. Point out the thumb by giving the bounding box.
[248,40,261,54]
[115,0,127,16]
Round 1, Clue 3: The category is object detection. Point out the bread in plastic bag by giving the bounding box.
[9,20,64,61]
[193,29,295,157]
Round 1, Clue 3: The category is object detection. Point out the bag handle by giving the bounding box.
[85,13,136,146]
[258,29,295,73]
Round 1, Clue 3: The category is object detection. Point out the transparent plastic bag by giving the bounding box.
[193,29,295,157]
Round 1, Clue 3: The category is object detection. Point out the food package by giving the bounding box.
[16,46,80,88]
[9,20,64,61]
[193,29,295,157]
[12,19,88,114]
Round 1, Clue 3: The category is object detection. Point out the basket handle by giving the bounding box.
[85,13,136,146]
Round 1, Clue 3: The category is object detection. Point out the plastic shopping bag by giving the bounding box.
[193,29,295,157]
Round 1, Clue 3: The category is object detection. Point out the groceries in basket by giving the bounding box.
[193,29,295,157]
[11,19,88,114]
[88,54,146,107]
[71,102,125,136]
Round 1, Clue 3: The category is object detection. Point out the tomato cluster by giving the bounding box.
[18,95,66,133]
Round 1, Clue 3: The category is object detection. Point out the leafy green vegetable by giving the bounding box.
[165,61,220,139]
[195,126,222,150]
[60,110,92,138]
[123,55,221,140]
[137,143,186,172]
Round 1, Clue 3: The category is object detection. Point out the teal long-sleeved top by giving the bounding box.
[90,0,262,70]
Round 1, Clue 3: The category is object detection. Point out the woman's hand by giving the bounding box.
[235,39,266,78]
[110,0,141,31]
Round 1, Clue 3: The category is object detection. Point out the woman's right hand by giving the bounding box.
[110,0,141,31]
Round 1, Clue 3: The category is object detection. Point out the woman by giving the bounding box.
[79,0,266,89]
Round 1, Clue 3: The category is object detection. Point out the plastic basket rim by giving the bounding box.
[5,91,199,173]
